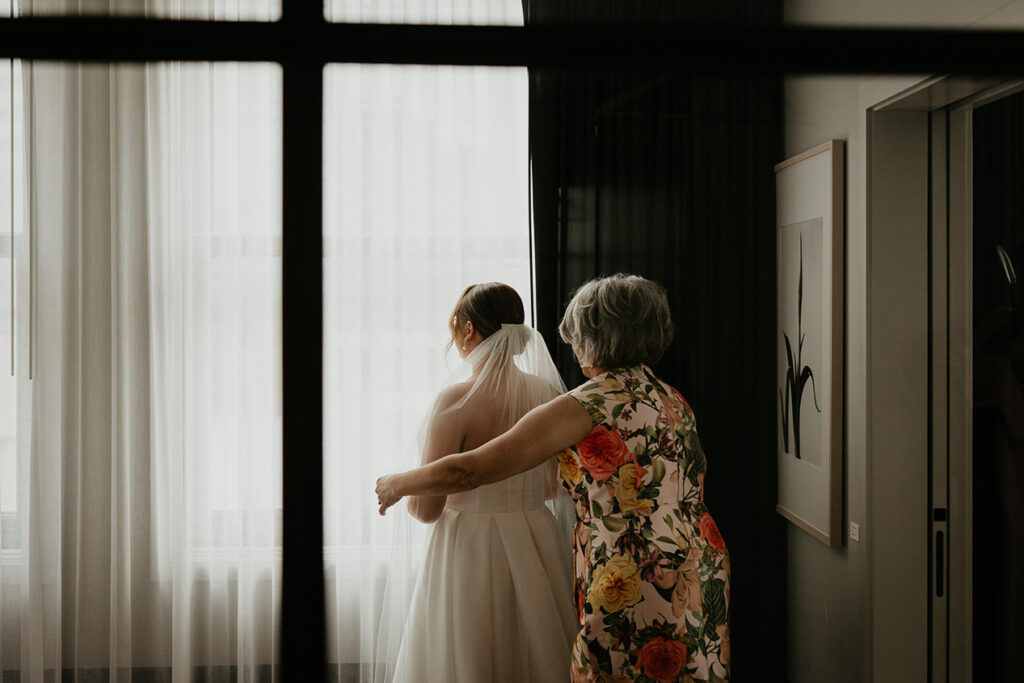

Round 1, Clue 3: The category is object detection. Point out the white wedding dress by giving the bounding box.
[378,325,577,683]
[391,459,577,683]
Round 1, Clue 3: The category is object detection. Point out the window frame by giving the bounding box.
[4,7,1024,679]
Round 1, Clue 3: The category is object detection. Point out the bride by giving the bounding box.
[383,282,576,683]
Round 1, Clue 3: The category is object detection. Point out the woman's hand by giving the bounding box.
[375,474,404,515]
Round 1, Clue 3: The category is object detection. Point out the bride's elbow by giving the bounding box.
[408,497,444,524]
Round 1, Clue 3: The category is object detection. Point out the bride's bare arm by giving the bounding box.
[376,394,592,515]
[407,386,469,523]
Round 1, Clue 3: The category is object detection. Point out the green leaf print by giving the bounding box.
[591,500,605,518]
[687,450,707,477]
[611,403,624,420]
[703,578,727,628]
[638,484,659,500]
[602,515,628,533]
[590,640,613,674]
[649,459,666,484]
[685,619,702,644]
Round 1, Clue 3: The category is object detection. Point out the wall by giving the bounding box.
[782,2,1024,682]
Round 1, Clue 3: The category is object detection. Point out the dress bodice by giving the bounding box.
[446,460,551,513]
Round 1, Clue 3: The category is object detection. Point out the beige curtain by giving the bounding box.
[7,1,282,680]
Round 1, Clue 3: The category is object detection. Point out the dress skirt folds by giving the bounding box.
[392,462,577,683]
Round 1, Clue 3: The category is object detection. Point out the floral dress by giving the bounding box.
[559,365,731,683]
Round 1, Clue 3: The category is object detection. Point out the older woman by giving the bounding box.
[377,273,731,683]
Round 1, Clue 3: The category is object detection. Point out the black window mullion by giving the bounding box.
[5,21,1024,73]
[280,2,325,680]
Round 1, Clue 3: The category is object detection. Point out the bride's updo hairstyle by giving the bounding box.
[559,273,674,369]
[447,282,525,352]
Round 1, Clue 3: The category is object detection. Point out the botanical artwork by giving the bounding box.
[774,138,843,546]
[779,232,822,463]
[778,219,824,467]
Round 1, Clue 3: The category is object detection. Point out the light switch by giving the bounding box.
[849,522,860,542]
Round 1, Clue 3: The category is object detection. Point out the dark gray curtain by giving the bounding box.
[526,3,786,679]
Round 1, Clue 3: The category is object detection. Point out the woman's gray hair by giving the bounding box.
[558,273,675,369]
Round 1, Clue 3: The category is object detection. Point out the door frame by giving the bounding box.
[867,75,1024,682]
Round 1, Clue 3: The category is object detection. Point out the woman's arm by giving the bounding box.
[376,394,593,515]
[406,389,467,523]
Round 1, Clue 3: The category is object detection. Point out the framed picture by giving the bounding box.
[774,140,844,547]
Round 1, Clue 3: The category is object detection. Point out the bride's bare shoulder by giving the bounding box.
[434,381,473,412]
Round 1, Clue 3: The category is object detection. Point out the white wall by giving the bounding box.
[782,3,1024,682]
[783,76,918,683]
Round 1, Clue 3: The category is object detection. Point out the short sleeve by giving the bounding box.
[567,379,609,428]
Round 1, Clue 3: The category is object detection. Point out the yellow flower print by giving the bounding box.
[614,463,653,516]
[587,554,643,613]
[558,449,584,486]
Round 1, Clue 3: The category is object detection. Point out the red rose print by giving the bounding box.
[576,425,632,481]
[636,636,688,682]
[699,512,727,553]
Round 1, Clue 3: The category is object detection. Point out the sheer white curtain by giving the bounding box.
[146,60,282,682]
[2,0,530,679]
[327,0,522,24]
[13,60,159,681]
[322,2,531,681]
[3,0,283,681]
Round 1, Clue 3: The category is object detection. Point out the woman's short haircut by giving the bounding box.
[558,273,674,369]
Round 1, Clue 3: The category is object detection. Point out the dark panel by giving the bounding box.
[529,3,785,676]
[970,90,1024,683]
[280,50,326,683]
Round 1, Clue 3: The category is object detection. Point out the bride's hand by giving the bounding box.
[376,474,403,515]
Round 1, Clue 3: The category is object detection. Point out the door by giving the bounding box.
[932,83,1024,683]
[963,89,1024,682]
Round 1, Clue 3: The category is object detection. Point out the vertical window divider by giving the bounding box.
[280,1,325,679]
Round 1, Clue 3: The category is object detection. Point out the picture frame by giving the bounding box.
[774,139,844,547]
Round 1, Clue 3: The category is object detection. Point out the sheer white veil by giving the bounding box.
[437,322,565,428]
[369,323,576,683]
